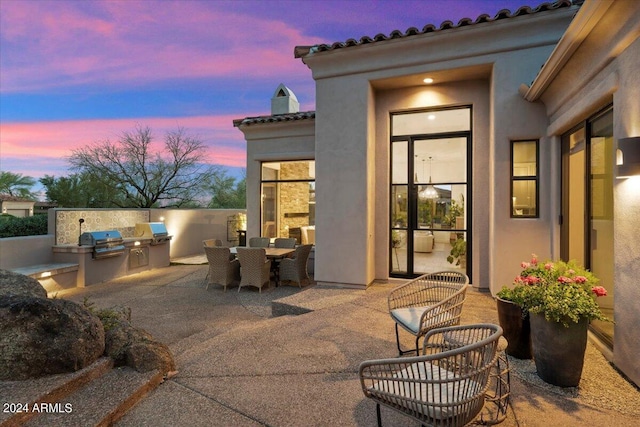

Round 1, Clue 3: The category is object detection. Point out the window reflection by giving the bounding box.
[261,161,315,244]
[511,140,538,217]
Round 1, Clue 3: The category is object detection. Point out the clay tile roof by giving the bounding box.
[294,0,578,58]
[0,194,33,202]
[233,111,316,127]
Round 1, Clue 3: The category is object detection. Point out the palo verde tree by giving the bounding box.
[68,126,217,208]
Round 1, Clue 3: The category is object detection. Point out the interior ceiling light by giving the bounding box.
[419,157,439,200]
[428,114,436,120]
[423,77,434,84]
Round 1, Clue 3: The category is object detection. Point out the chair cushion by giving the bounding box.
[390,306,454,334]
[369,361,480,420]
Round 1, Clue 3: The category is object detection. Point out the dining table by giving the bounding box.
[230,246,295,286]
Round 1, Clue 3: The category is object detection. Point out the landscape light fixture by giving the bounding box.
[419,157,439,200]
[616,137,640,178]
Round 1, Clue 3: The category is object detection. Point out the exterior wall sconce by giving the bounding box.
[617,137,640,178]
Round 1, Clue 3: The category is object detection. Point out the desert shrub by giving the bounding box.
[0,214,48,237]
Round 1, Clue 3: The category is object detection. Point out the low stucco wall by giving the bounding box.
[48,208,246,261]
[0,234,55,270]
[149,209,245,259]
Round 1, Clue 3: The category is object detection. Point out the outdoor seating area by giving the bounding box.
[7,263,635,427]
[359,323,503,427]
[202,240,313,292]
[357,270,512,427]
[389,271,470,356]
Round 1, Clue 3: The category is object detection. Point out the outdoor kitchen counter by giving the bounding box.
[51,239,170,288]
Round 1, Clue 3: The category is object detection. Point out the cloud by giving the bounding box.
[0,115,248,178]
[0,0,323,93]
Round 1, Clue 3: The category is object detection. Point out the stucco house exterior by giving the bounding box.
[234,0,640,386]
[0,194,35,217]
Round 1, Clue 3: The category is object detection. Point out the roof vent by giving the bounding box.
[271,83,299,115]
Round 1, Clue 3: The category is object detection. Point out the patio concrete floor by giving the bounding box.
[52,264,639,427]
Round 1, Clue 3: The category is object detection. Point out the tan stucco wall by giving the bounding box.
[314,76,373,287]
[374,80,491,287]
[149,208,245,258]
[239,120,315,243]
[534,0,640,386]
[303,8,574,288]
[489,49,560,293]
[0,235,56,270]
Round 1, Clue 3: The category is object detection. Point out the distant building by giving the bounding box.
[0,194,35,217]
[34,201,58,215]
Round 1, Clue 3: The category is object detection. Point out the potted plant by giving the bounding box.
[446,237,466,268]
[496,284,532,359]
[503,254,609,387]
[443,196,463,227]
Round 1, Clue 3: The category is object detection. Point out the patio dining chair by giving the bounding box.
[203,246,240,291]
[249,237,270,248]
[274,237,296,248]
[236,248,271,293]
[279,244,313,288]
[203,239,223,247]
[359,323,503,427]
[389,271,469,356]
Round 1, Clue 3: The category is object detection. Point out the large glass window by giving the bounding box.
[261,161,315,244]
[511,140,539,218]
[561,106,614,348]
[390,106,471,278]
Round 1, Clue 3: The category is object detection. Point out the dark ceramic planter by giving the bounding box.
[530,312,589,387]
[496,297,532,359]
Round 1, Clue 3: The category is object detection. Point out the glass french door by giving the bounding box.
[391,134,470,277]
[561,106,614,347]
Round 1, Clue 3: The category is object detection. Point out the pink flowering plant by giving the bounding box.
[497,254,610,327]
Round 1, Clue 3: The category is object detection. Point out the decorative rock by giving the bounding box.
[0,269,47,299]
[103,317,175,374]
[126,340,176,374]
[0,296,105,380]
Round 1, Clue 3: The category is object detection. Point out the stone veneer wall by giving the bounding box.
[53,209,150,245]
[279,162,311,237]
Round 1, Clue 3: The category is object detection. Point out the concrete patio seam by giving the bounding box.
[168,379,273,427]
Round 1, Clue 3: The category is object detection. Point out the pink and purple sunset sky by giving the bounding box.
[1,0,549,184]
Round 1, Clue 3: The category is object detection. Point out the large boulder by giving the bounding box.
[0,269,47,299]
[103,316,175,374]
[0,296,105,380]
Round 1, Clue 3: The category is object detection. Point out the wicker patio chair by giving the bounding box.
[236,248,271,293]
[389,271,469,356]
[249,237,270,248]
[203,239,223,247]
[203,246,240,291]
[359,324,503,427]
[274,237,296,248]
[279,244,312,287]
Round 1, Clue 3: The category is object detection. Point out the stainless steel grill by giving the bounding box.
[135,222,172,245]
[80,230,125,259]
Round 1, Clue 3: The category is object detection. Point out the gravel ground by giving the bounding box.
[508,342,640,417]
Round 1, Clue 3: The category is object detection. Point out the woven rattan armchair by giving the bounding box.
[359,324,503,427]
[236,248,271,293]
[279,244,312,287]
[249,237,271,247]
[203,246,240,291]
[274,238,296,248]
[202,239,223,247]
[389,271,469,356]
